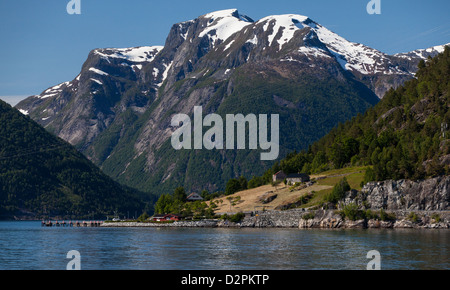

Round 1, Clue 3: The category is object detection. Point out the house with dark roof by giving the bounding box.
[286,173,310,185]
[186,192,204,202]
[272,170,287,182]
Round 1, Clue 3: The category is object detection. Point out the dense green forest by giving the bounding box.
[0,100,152,219]
[257,46,450,184]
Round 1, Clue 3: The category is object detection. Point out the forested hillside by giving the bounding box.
[0,100,149,219]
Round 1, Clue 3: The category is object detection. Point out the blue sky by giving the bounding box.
[0,0,449,105]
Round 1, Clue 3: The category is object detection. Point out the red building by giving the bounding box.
[151,214,181,221]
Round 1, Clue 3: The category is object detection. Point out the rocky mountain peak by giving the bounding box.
[197,9,254,47]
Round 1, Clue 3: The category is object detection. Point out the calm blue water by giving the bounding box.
[0,221,448,270]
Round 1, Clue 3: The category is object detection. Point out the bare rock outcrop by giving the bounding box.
[357,176,449,211]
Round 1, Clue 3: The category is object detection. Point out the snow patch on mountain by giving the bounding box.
[157,61,173,87]
[89,67,109,76]
[90,78,103,85]
[36,81,70,99]
[246,34,258,45]
[298,46,332,59]
[258,14,309,51]
[19,109,29,115]
[152,67,160,78]
[94,46,163,63]
[199,9,253,47]
[223,40,235,51]
[311,24,403,75]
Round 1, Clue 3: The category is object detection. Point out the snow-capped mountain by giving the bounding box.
[394,44,448,60]
[16,9,449,194]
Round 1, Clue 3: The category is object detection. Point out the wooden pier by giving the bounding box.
[41,221,103,227]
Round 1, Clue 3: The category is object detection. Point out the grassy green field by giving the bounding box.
[303,166,370,208]
[210,166,370,213]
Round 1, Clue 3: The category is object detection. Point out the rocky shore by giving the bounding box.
[236,209,449,229]
[102,209,450,229]
[101,220,219,228]
[296,209,450,229]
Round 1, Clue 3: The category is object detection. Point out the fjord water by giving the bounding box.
[0,221,448,270]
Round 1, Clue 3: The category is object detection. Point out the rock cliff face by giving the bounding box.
[345,176,450,211]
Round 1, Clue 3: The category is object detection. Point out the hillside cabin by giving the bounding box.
[272,170,287,183]
[286,173,310,185]
[186,192,204,202]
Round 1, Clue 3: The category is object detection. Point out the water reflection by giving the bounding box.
[0,222,448,270]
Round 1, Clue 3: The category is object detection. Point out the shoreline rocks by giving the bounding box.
[101,220,219,228]
[101,209,450,229]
